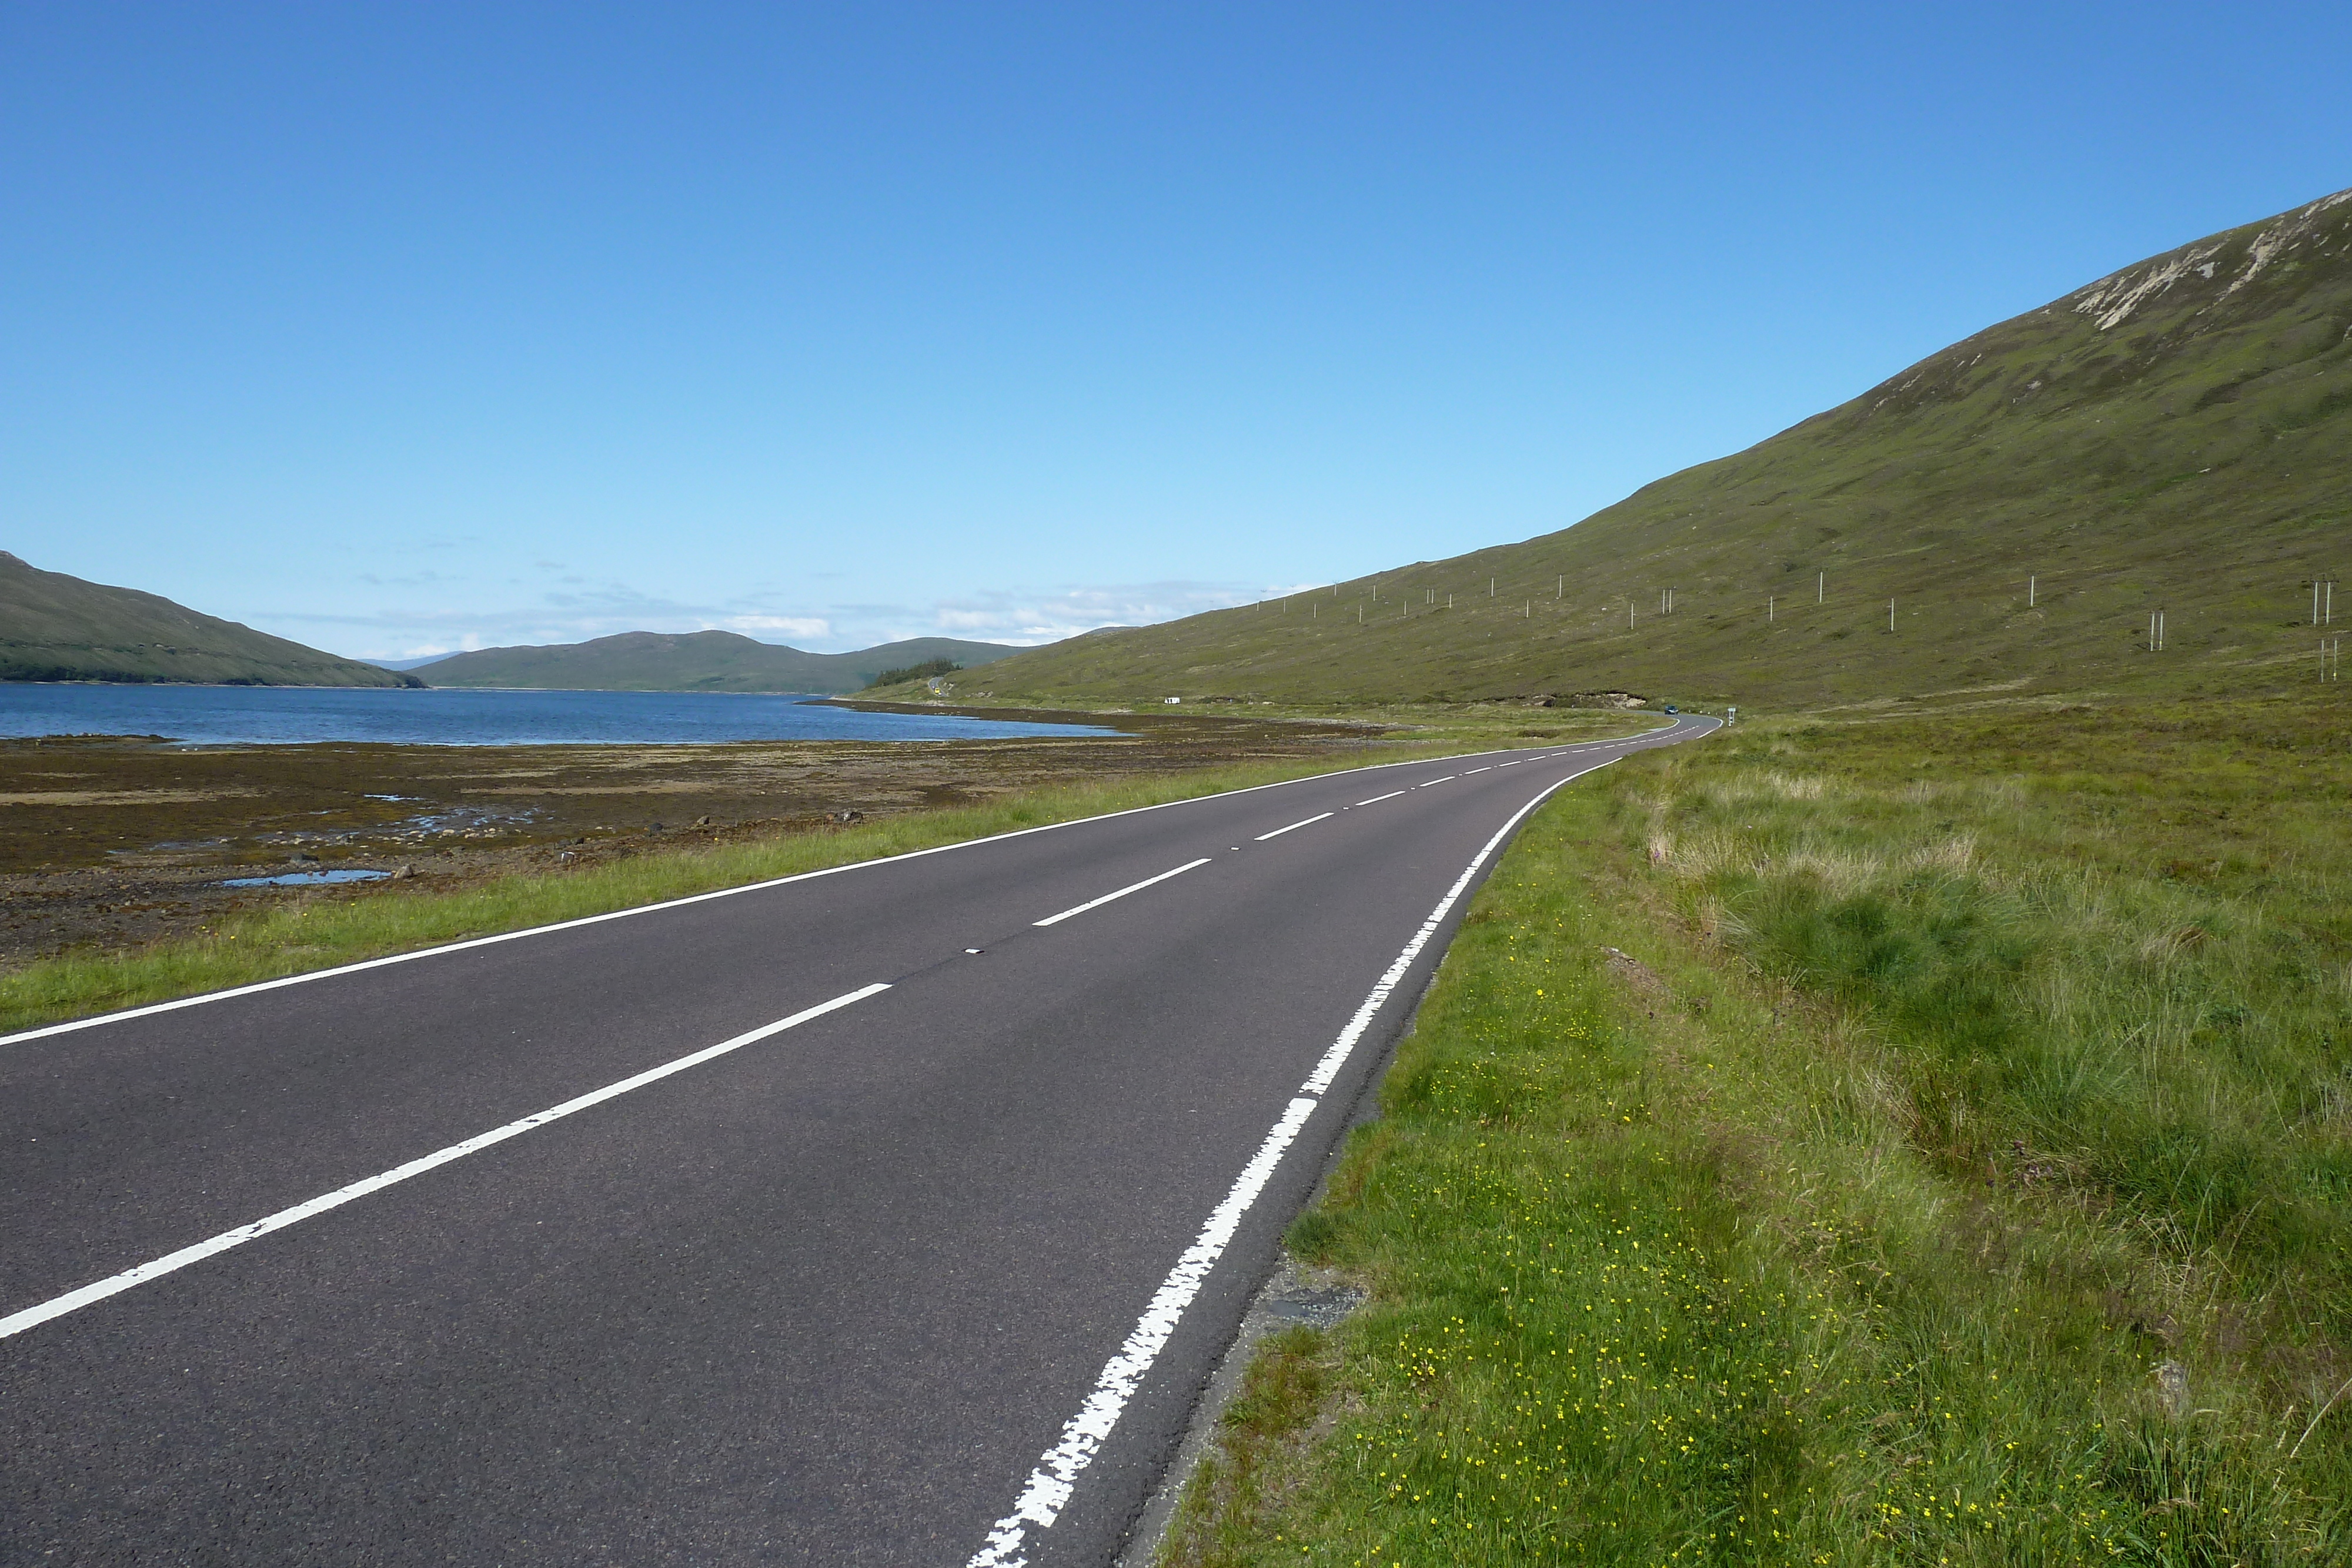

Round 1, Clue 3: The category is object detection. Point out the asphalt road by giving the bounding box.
[0,715,1715,1566]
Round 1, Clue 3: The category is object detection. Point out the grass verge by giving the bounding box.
[1164,694,2352,1564]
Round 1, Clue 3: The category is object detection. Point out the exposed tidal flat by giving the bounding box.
[0,682,1126,964]
[0,690,1524,974]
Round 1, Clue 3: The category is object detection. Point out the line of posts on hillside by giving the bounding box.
[1257,573,2341,676]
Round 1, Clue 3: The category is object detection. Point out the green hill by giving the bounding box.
[970,187,2352,711]
[417,630,1023,694]
[0,552,423,687]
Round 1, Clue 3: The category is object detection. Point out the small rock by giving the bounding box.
[1261,1282,1367,1328]
[694,815,714,828]
[1599,945,1669,997]
[2154,1359,2191,1420]
[292,852,319,864]
[392,864,417,880]
[830,809,864,824]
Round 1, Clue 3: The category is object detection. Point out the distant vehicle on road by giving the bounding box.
[1662,704,1679,714]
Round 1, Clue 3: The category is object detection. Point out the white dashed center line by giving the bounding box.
[967,755,1627,1568]
[1462,767,1491,775]
[1354,790,1406,806]
[1253,813,1332,842]
[1416,775,1456,787]
[1033,858,1212,927]
[0,982,894,1343]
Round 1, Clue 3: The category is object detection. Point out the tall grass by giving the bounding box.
[1165,696,2352,1564]
[1652,704,2352,1343]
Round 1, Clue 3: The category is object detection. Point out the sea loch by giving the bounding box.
[0,684,1115,747]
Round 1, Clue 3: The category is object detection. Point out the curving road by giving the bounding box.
[0,715,1715,1566]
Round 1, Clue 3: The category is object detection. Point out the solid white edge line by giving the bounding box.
[0,982,892,1342]
[1354,790,1406,806]
[1032,858,1212,927]
[966,1095,1318,1568]
[1297,758,1616,1096]
[1251,811,1332,842]
[0,731,1680,1052]
[965,754,1629,1567]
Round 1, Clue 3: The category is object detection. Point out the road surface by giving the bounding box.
[1,715,1715,1565]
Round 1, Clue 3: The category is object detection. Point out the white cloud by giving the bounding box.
[265,580,841,660]
[920,580,1267,645]
[268,574,1298,661]
[717,614,833,641]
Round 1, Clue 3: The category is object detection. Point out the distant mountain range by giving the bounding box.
[975,186,2352,708]
[408,629,1024,694]
[0,552,1030,696]
[0,552,423,688]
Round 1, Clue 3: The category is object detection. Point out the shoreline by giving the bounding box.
[0,708,1394,971]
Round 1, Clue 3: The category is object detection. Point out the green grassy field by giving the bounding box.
[0,707,1646,1036]
[1165,693,2352,1564]
[969,190,2351,713]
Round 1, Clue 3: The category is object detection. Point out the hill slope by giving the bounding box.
[973,188,2352,710]
[417,630,1023,694]
[0,553,423,687]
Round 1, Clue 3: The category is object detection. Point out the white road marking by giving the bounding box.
[1416,775,1456,787]
[1299,762,1610,1095]
[1032,859,1211,927]
[0,718,1711,1353]
[1,744,1572,1052]
[3,721,1706,1055]
[1252,812,1332,842]
[1462,766,1491,774]
[967,1095,1318,1568]
[0,983,891,1343]
[1354,790,1405,805]
[965,754,1628,1567]
[1498,760,1521,767]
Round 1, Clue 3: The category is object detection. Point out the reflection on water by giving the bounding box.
[221,869,393,888]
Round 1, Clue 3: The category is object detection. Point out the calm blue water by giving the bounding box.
[223,869,393,887]
[0,684,1117,747]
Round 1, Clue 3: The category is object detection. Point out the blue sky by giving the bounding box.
[5,3,2347,658]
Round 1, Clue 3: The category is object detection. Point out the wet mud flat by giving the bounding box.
[0,709,1381,969]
